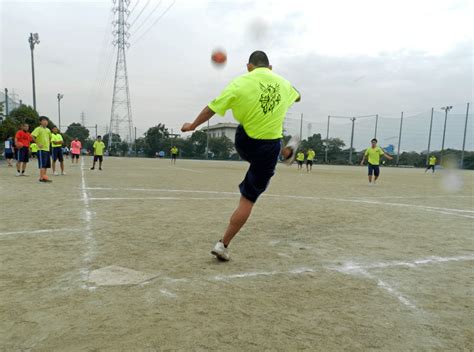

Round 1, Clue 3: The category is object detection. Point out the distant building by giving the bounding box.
[201,122,239,142]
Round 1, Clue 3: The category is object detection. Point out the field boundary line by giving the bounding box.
[79,187,473,218]
[87,196,237,201]
[0,228,82,237]
[80,159,96,290]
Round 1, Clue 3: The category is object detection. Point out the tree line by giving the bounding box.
[1,104,472,169]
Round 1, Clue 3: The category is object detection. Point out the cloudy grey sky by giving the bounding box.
[1,0,472,150]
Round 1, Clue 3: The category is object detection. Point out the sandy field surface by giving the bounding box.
[1,157,473,351]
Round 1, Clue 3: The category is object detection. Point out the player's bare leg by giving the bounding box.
[212,196,254,261]
[223,196,254,246]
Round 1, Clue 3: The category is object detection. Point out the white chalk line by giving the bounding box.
[81,187,474,219]
[329,255,474,309]
[87,196,237,201]
[80,158,97,290]
[0,228,82,237]
[169,166,204,173]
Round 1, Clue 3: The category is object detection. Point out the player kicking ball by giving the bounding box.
[360,138,393,185]
[181,50,300,261]
[90,136,105,170]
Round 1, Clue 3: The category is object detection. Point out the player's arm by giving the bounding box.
[383,152,393,160]
[360,154,367,165]
[293,86,301,102]
[181,106,216,132]
[30,134,42,148]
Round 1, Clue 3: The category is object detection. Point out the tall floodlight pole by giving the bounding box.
[460,102,470,169]
[299,113,303,141]
[396,112,404,166]
[440,105,452,160]
[206,120,210,159]
[374,114,378,138]
[325,116,330,163]
[108,0,133,151]
[57,93,63,130]
[4,88,9,117]
[28,33,40,111]
[349,117,356,164]
[426,107,434,165]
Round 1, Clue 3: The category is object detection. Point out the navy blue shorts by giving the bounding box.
[368,163,380,177]
[93,155,103,162]
[37,150,51,169]
[52,147,64,162]
[4,151,13,159]
[17,147,29,163]
[235,125,281,203]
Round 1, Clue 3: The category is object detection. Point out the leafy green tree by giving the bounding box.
[324,137,346,163]
[300,133,324,161]
[144,124,169,157]
[0,105,40,141]
[189,130,207,157]
[65,123,90,141]
[208,136,235,159]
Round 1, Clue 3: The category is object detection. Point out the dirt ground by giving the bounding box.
[0,157,473,351]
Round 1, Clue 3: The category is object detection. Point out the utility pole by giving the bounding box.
[440,105,453,160]
[206,120,210,159]
[325,115,330,163]
[299,113,303,141]
[95,124,98,139]
[28,33,40,111]
[134,126,137,156]
[80,111,86,127]
[460,102,470,169]
[396,112,404,166]
[57,93,63,130]
[4,88,9,117]
[349,117,355,164]
[108,0,133,150]
[374,114,378,139]
[426,108,434,165]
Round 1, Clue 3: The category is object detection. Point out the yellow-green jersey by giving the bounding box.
[171,147,178,155]
[296,152,305,161]
[31,126,52,152]
[208,67,300,140]
[307,149,316,161]
[429,156,436,165]
[93,141,106,156]
[365,146,385,165]
[30,143,38,153]
[51,133,63,147]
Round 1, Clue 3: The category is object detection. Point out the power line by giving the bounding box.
[132,0,176,44]
[129,0,140,15]
[128,0,151,28]
[131,0,162,33]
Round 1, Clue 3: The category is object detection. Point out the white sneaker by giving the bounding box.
[281,136,300,165]
[16,171,21,176]
[61,172,66,175]
[54,171,60,176]
[211,241,230,261]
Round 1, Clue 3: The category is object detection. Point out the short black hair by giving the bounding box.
[97,135,102,138]
[39,116,49,122]
[371,138,378,143]
[248,50,269,67]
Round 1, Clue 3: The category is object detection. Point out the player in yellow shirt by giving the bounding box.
[30,116,52,182]
[90,135,106,170]
[181,51,300,261]
[30,142,38,158]
[170,146,178,164]
[306,148,316,172]
[425,155,437,173]
[360,138,393,185]
[51,127,66,176]
[296,151,305,170]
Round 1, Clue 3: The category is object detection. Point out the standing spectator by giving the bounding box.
[14,123,32,176]
[4,136,14,167]
[70,138,82,164]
